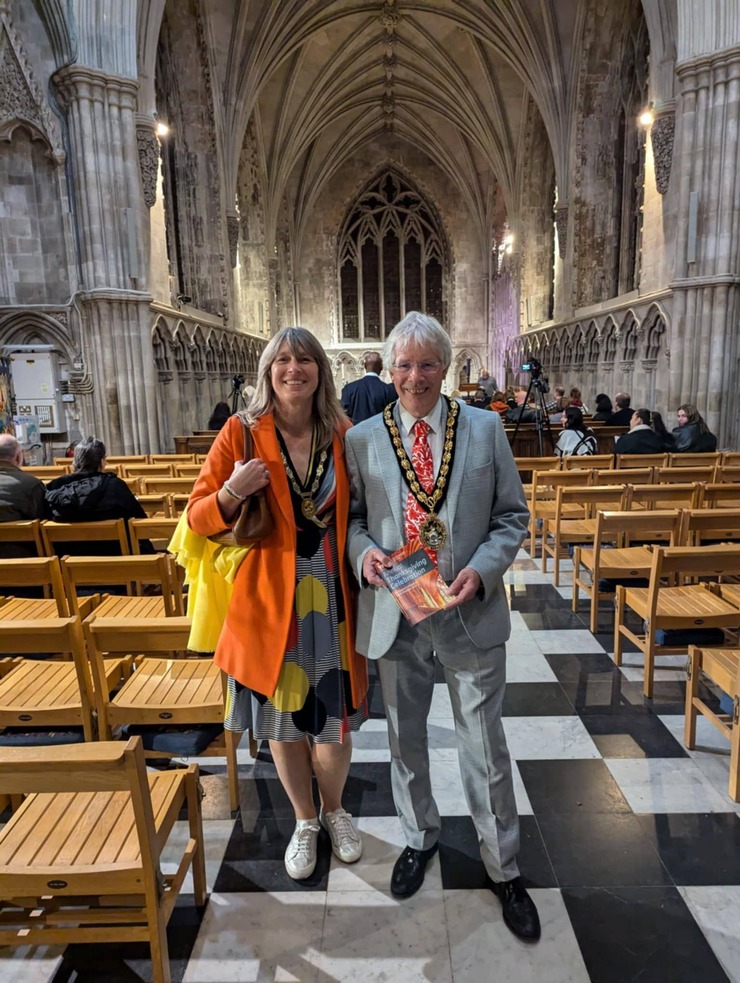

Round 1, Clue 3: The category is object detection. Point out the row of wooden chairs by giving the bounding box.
[515,451,740,476]
[685,645,740,801]
[0,613,238,812]
[0,517,180,559]
[571,507,740,629]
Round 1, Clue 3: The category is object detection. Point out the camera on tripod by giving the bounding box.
[520,358,549,394]
[231,374,245,391]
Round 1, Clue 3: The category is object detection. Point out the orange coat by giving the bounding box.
[187,414,368,708]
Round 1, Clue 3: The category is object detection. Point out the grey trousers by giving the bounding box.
[376,608,520,882]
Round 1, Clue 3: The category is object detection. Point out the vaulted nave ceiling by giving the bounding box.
[204,0,584,241]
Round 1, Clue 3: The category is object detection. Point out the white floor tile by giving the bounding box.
[350,717,391,761]
[506,638,559,683]
[659,716,740,813]
[161,819,235,893]
[529,629,606,654]
[182,892,326,982]
[606,757,735,813]
[445,888,590,983]
[678,886,740,983]
[327,815,442,893]
[504,715,601,759]
[317,889,453,982]
[0,947,62,983]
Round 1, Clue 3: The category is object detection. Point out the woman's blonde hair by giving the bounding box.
[242,327,346,449]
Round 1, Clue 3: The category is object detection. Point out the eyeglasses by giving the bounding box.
[392,360,443,374]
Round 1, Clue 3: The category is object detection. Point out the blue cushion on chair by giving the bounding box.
[0,728,85,746]
[653,627,725,646]
[121,723,223,757]
[598,577,649,592]
[719,691,734,715]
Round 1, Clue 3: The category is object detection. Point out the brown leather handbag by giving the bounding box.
[210,419,273,547]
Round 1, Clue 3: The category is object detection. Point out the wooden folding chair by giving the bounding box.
[572,509,684,633]
[0,556,69,619]
[614,545,740,697]
[105,455,149,466]
[121,464,175,480]
[668,452,722,468]
[41,518,131,557]
[685,645,740,801]
[594,467,654,486]
[716,466,740,484]
[680,509,740,547]
[542,485,628,586]
[150,454,196,465]
[0,520,48,559]
[141,477,195,496]
[721,452,740,467]
[137,494,171,517]
[169,494,190,517]
[84,617,240,812]
[0,737,205,983]
[626,482,704,511]
[655,466,718,485]
[20,466,68,481]
[700,484,740,509]
[561,454,614,470]
[52,457,74,468]
[61,554,184,618]
[174,464,202,478]
[528,469,595,556]
[0,616,127,742]
[129,517,179,554]
[616,453,668,469]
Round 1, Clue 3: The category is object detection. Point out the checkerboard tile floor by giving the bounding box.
[2,551,739,982]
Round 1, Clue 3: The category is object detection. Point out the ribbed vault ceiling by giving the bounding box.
[206,0,583,236]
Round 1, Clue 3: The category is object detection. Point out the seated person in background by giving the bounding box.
[605,392,632,427]
[470,388,490,410]
[615,408,670,454]
[555,406,597,456]
[208,401,232,430]
[489,390,510,416]
[591,393,613,421]
[672,403,718,452]
[0,435,45,558]
[545,386,569,414]
[568,387,589,414]
[45,437,151,555]
[505,388,540,423]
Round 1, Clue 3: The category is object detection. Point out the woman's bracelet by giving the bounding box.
[223,481,248,502]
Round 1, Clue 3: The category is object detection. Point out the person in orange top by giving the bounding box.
[187,327,369,881]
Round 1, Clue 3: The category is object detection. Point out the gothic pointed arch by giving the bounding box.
[337,169,450,342]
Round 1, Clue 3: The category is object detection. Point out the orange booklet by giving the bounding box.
[379,541,454,626]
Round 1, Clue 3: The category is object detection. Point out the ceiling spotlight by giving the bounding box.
[638,109,654,127]
[156,121,170,137]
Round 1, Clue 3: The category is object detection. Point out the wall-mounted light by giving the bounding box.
[156,121,170,137]
[638,107,654,127]
[504,233,514,255]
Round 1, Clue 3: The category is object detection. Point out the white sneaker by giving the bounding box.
[284,819,320,880]
[321,807,363,864]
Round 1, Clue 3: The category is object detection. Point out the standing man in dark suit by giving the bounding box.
[341,352,396,423]
[345,312,540,942]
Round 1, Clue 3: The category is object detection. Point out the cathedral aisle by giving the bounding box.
[0,551,738,982]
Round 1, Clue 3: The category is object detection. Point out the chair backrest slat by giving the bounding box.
[41,519,130,556]
[0,556,68,615]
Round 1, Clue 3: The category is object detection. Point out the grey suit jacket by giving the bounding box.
[345,401,529,659]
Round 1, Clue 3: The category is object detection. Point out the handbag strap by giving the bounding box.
[241,419,253,463]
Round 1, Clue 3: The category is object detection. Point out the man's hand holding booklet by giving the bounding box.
[378,541,454,625]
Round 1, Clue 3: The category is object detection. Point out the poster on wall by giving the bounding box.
[0,359,12,434]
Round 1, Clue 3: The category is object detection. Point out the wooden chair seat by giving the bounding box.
[685,646,740,800]
[620,583,740,625]
[542,484,627,585]
[89,595,170,620]
[0,598,62,620]
[0,658,125,720]
[110,660,223,724]
[0,739,205,983]
[577,544,654,575]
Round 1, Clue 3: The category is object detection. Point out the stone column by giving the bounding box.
[670,10,740,446]
[53,65,162,453]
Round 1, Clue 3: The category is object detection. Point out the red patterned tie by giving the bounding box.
[404,419,436,560]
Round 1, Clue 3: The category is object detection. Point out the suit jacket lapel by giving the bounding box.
[444,402,470,522]
[372,412,405,540]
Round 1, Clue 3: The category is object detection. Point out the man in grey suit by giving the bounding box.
[345,312,540,942]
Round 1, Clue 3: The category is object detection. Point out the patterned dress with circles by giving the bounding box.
[224,440,368,742]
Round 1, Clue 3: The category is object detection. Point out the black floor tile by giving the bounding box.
[517,759,632,815]
[543,650,621,681]
[537,813,672,888]
[637,812,740,884]
[563,885,731,983]
[583,713,688,758]
[51,895,205,983]
[502,682,575,716]
[438,815,556,889]
[214,814,332,892]
[518,608,587,630]
[593,629,641,653]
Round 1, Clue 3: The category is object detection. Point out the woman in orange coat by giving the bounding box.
[188,327,368,881]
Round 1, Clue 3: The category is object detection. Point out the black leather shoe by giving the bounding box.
[491,877,541,941]
[390,844,438,899]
